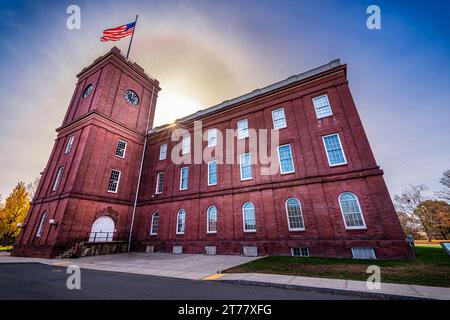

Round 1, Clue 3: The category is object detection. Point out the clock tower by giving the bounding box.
[14,47,160,257]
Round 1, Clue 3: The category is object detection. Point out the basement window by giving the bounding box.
[351,247,376,259]
[291,247,309,257]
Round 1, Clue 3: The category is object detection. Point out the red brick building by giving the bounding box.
[13,48,413,259]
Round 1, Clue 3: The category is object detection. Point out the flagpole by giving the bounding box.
[126,15,138,60]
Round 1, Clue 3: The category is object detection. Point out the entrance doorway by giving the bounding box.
[89,216,115,242]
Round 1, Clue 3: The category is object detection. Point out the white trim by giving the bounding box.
[159,143,168,160]
[155,172,164,194]
[179,166,189,190]
[322,133,347,167]
[239,153,252,181]
[242,202,256,232]
[150,212,159,235]
[107,169,121,193]
[206,206,218,234]
[207,160,218,186]
[277,144,295,174]
[338,192,367,230]
[64,136,74,154]
[312,94,333,119]
[351,247,376,259]
[115,139,127,159]
[272,107,287,130]
[237,119,249,140]
[285,198,305,231]
[176,209,185,235]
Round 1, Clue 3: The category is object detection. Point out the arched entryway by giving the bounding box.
[89,216,115,242]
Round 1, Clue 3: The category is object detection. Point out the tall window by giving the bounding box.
[242,202,256,232]
[180,167,189,190]
[115,140,127,158]
[182,135,191,155]
[339,192,366,229]
[150,212,159,235]
[278,144,295,174]
[36,211,48,238]
[207,206,217,233]
[240,153,252,180]
[208,160,217,185]
[52,166,64,192]
[155,172,164,194]
[272,108,287,130]
[285,198,305,231]
[65,136,74,154]
[313,94,333,118]
[207,129,217,147]
[176,209,186,234]
[159,143,167,160]
[323,133,347,166]
[237,119,249,139]
[107,169,121,193]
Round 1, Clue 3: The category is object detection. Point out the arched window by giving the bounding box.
[36,211,48,238]
[339,192,366,229]
[176,209,186,234]
[285,198,305,231]
[242,202,256,232]
[207,206,217,233]
[150,212,159,235]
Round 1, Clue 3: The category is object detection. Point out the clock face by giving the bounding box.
[82,84,93,98]
[124,89,139,106]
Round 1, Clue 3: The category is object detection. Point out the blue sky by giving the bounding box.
[0,0,449,199]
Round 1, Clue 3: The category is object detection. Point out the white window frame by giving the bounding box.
[277,144,295,174]
[207,160,218,186]
[285,198,305,231]
[36,211,48,238]
[239,153,252,181]
[237,119,249,139]
[312,94,333,119]
[322,133,347,167]
[351,247,376,259]
[150,212,159,235]
[65,136,75,154]
[207,206,218,234]
[272,107,287,130]
[182,135,191,155]
[107,169,121,193]
[179,167,189,191]
[159,143,167,160]
[52,166,64,192]
[242,202,256,232]
[338,192,367,230]
[176,209,186,234]
[207,129,217,147]
[115,139,127,158]
[291,247,310,257]
[155,172,164,194]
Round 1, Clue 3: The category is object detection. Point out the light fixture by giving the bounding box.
[49,219,57,225]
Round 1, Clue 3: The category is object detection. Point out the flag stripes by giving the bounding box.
[100,22,136,42]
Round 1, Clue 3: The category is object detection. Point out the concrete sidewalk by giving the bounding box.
[207,272,450,300]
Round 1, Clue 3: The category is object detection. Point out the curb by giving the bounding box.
[217,279,433,300]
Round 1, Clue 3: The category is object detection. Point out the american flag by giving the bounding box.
[100,22,136,42]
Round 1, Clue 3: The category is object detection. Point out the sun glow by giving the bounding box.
[153,89,203,127]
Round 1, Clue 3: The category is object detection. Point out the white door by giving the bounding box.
[89,216,115,242]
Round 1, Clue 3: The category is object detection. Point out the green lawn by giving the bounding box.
[225,245,450,287]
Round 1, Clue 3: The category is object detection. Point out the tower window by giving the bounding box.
[272,108,287,130]
[313,94,333,119]
[82,84,93,99]
[107,169,121,193]
[155,172,164,194]
[115,140,127,158]
[52,166,64,192]
[36,211,48,238]
[65,136,75,154]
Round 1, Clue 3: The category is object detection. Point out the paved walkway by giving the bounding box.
[206,273,450,300]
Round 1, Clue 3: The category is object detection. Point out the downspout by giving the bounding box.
[128,85,156,251]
